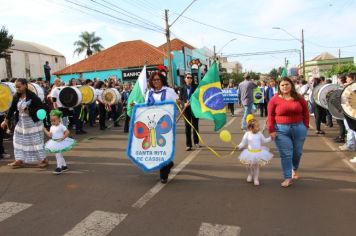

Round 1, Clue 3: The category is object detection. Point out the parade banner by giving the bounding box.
[222,89,238,104]
[253,87,264,103]
[127,102,177,172]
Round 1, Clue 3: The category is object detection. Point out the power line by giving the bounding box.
[305,40,356,49]
[95,0,165,31]
[62,0,164,33]
[224,49,300,57]
[121,0,165,20]
[171,13,295,41]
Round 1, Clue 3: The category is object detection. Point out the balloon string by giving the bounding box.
[175,103,239,159]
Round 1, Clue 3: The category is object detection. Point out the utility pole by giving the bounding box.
[165,9,173,86]
[213,45,216,60]
[301,29,306,80]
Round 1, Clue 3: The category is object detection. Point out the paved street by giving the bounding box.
[0,114,355,236]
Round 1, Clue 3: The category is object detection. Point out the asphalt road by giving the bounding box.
[0,112,355,236]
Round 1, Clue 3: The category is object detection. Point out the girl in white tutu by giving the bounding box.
[43,109,76,175]
[238,117,273,186]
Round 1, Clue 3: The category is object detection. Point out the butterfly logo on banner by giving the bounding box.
[133,114,173,150]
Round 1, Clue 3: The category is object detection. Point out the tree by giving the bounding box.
[0,26,14,78]
[269,68,278,80]
[73,31,104,57]
[0,26,13,58]
[325,63,356,78]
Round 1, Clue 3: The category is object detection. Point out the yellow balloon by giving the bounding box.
[246,114,254,124]
[219,130,232,143]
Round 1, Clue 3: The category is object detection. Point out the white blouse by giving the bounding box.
[238,131,272,150]
[144,86,178,103]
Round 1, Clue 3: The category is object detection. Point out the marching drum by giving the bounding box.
[316,84,340,109]
[311,84,323,104]
[58,86,82,108]
[101,88,121,105]
[28,83,45,102]
[341,82,356,120]
[0,82,16,112]
[327,89,344,120]
[79,85,96,104]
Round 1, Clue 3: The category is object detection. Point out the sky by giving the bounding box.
[1,0,355,73]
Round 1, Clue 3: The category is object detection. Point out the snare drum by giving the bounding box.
[316,84,340,109]
[28,83,45,102]
[0,82,16,112]
[101,88,122,105]
[58,86,83,108]
[341,82,356,120]
[79,85,96,104]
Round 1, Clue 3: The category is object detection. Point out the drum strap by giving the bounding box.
[79,105,85,121]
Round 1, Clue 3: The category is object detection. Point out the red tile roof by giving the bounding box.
[54,40,166,75]
[158,38,195,52]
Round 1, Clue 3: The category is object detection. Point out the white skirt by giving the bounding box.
[45,138,76,153]
[238,146,273,166]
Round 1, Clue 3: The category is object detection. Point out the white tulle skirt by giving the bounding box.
[238,146,273,166]
[45,138,76,153]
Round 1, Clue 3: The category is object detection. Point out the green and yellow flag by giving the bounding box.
[190,62,226,131]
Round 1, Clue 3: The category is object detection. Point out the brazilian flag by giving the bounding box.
[190,62,226,131]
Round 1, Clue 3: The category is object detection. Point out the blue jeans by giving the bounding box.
[241,103,253,129]
[344,119,356,150]
[275,122,307,179]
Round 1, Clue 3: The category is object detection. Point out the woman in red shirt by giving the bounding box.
[268,77,309,187]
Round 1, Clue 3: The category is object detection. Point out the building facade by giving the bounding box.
[0,39,66,80]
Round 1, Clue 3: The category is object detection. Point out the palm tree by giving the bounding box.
[73,31,104,57]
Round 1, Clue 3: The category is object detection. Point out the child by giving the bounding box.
[43,110,76,175]
[238,118,273,186]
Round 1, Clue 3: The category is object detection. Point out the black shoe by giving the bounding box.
[61,166,69,172]
[53,168,62,175]
[160,179,168,184]
[334,137,345,143]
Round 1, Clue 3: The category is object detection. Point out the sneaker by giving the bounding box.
[350,158,356,163]
[195,144,201,148]
[160,179,168,184]
[61,166,69,172]
[339,144,355,151]
[186,147,192,151]
[246,175,253,183]
[254,179,260,186]
[53,168,62,175]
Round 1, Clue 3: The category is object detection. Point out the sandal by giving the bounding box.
[292,170,300,180]
[8,160,24,169]
[281,179,293,188]
[38,159,49,168]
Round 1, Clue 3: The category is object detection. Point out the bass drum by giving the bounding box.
[28,83,45,102]
[0,82,16,112]
[79,85,96,104]
[58,86,82,108]
[311,84,323,105]
[327,89,344,120]
[102,88,121,105]
[316,84,340,109]
[341,82,356,120]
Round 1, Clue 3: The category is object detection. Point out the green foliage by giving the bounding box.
[0,26,13,58]
[325,63,356,77]
[74,31,104,57]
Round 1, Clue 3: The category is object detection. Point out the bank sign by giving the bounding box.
[122,67,158,81]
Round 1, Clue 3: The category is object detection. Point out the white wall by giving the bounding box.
[0,50,66,79]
